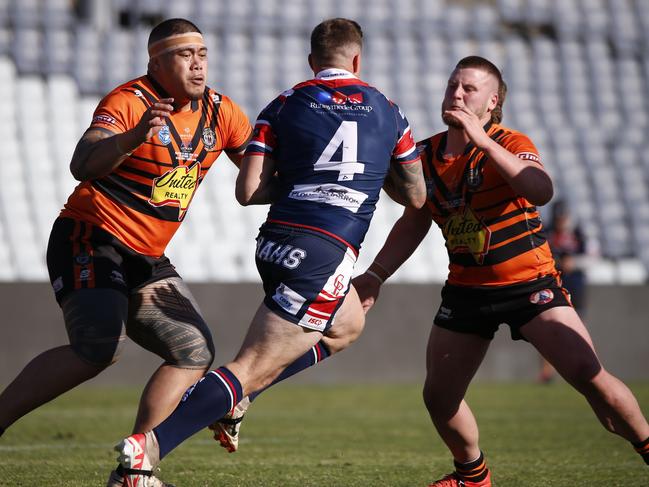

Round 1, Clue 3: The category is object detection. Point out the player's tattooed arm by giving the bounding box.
[384,159,427,208]
[70,98,174,181]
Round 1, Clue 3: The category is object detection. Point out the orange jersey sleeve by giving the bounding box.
[218,94,253,152]
[61,76,251,257]
[418,123,557,286]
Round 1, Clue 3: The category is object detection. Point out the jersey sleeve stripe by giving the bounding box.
[394,145,418,160]
[247,140,273,152]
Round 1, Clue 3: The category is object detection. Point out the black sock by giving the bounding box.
[115,464,124,476]
[454,451,489,482]
[0,425,5,437]
[633,437,649,465]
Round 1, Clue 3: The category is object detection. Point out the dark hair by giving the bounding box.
[456,56,507,124]
[148,18,202,47]
[310,18,363,66]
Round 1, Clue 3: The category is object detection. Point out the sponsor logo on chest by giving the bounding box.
[149,162,201,220]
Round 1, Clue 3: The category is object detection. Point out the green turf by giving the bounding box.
[0,382,648,486]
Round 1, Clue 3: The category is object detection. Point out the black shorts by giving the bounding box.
[433,275,572,340]
[47,217,179,304]
[255,223,357,333]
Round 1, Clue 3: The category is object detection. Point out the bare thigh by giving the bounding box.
[519,306,602,387]
[322,284,366,354]
[226,303,325,396]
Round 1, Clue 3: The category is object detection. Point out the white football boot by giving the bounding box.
[113,431,174,487]
[208,396,251,452]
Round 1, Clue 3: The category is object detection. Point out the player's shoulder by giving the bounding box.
[416,131,446,151]
[491,123,533,144]
[97,76,150,109]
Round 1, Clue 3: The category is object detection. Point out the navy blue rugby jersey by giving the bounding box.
[245,68,419,252]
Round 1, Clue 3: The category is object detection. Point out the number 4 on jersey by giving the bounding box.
[314,121,365,181]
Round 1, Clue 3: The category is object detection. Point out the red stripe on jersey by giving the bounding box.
[266,219,359,256]
[251,123,276,150]
[292,78,370,91]
[393,129,416,160]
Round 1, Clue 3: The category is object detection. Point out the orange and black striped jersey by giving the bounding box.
[418,123,557,286]
[61,75,251,257]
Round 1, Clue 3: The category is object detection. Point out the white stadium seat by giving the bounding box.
[0,0,648,282]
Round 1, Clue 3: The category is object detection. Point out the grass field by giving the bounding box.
[0,382,648,486]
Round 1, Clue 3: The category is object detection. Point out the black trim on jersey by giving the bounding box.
[125,87,151,110]
[422,142,450,217]
[92,178,181,221]
[127,153,174,168]
[474,197,517,213]
[137,79,183,168]
[118,164,158,180]
[193,88,222,162]
[449,231,547,267]
[485,206,536,225]
[100,173,151,198]
[130,84,156,108]
[474,182,509,195]
[490,217,542,246]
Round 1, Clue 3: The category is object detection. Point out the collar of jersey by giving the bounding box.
[315,68,357,80]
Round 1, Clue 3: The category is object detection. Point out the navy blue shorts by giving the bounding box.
[433,275,572,340]
[255,223,357,332]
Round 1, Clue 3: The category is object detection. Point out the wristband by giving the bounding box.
[366,270,384,284]
[373,260,391,276]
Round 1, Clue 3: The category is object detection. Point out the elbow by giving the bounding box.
[235,185,252,206]
[405,193,426,209]
[69,163,87,182]
[531,180,554,207]
[406,180,428,209]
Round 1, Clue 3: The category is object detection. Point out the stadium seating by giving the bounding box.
[0,0,648,283]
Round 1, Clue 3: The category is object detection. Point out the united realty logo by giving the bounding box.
[149,162,201,220]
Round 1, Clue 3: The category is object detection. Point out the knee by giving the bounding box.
[62,289,129,368]
[70,339,124,369]
[166,332,215,370]
[422,377,463,419]
[561,359,604,395]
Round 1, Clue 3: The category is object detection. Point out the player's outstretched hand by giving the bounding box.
[134,98,175,141]
[351,273,382,314]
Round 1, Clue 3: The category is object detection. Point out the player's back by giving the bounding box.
[247,69,416,251]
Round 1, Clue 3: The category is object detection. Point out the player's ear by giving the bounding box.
[488,91,498,112]
[352,52,361,76]
[148,56,160,73]
[308,53,315,73]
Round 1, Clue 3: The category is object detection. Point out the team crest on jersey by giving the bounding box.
[158,125,171,145]
[149,162,200,220]
[202,127,216,149]
[529,289,554,305]
[443,207,491,264]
